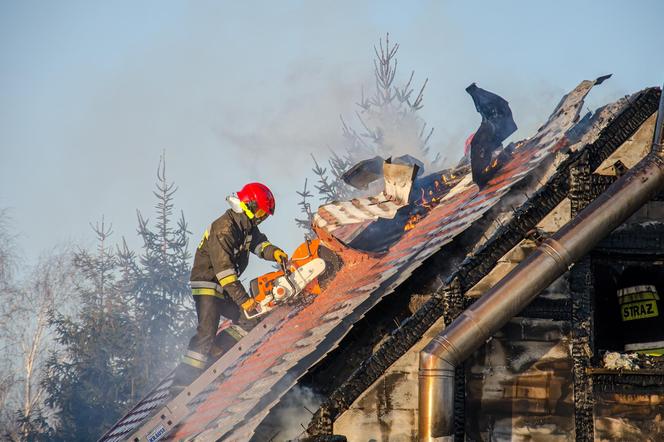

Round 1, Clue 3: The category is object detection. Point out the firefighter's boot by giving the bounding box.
[170,349,208,396]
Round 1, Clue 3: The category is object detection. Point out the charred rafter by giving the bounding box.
[569,150,596,442]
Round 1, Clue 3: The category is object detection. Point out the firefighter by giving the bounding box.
[171,182,288,393]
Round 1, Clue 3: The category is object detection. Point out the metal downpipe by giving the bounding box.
[418,87,664,441]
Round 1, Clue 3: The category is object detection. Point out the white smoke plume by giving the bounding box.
[257,385,323,442]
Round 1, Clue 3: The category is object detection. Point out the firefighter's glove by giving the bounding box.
[273,248,288,264]
[241,297,256,313]
[224,280,251,305]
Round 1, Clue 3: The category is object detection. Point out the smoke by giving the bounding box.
[216,61,363,165]
[358,103,438,170]
[257,385,323,442]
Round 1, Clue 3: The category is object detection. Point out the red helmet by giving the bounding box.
[237,182,275,218]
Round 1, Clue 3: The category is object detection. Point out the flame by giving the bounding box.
[404,214,422,231]
[403,169,467,232]
[483,157,500,174]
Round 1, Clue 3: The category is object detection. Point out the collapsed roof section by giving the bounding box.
[99,78,661,442]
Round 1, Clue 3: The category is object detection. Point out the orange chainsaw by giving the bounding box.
[243,239,328,319]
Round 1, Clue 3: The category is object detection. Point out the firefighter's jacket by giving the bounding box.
[190,209,277,299]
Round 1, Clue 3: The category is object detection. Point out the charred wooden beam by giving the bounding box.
[590,370,664,392]
[591,173,618,196]
[519,296,572,321]
[568,145,624,442]
[569,150,596,442]
[442,277,466,441]
[595,222,664,254]
[570,150,593,214]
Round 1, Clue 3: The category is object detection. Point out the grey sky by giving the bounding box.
[1,0,663,279]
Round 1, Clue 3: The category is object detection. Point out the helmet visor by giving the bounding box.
[254,208,268,221]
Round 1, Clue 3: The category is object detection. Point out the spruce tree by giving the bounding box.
[129,155,194,391]
[297,34,437,230]
[43,220,135,441]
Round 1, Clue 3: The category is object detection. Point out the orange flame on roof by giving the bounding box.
[403,167,468,232]
[483,157,500,174]
[404,214,422,231]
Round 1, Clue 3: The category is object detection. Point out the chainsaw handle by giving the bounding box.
[243,303,265,320]
[243,308,262,320]
[280,261,299,294]
[243,296,273,320]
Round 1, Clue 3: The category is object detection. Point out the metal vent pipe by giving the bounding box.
[419,87,664,442]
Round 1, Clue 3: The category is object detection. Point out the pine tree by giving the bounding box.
[129,154,194,391]
[42,219,136,441]
[297,34,437,230]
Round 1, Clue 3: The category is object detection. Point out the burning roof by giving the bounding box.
[99,78,661,442]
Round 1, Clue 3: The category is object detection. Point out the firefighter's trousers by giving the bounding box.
[172,294,241,388]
